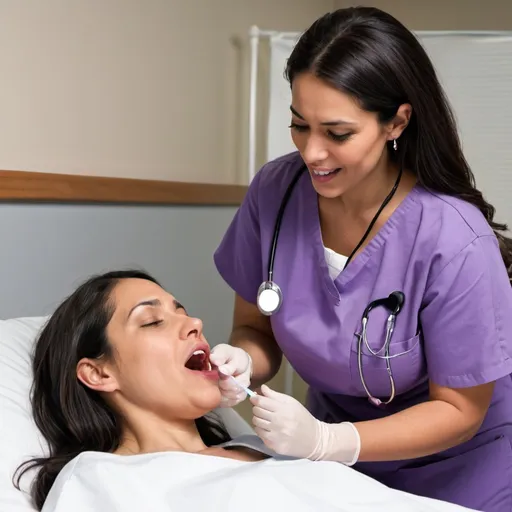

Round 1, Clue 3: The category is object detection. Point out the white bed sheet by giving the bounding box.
[42,450,476,512]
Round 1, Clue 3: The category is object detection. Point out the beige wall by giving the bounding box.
[3,0,510,418]
[0,0,334,184]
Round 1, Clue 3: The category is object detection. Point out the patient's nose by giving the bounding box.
[180,316,203,339]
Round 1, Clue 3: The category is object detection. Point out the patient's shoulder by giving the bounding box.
[49,452,117,490]
[51,452,101,485]
[42,452,91,508]
[45,451,137,505]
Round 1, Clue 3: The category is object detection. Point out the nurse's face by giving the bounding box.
[290,72,398,200]
[77,278,221,422]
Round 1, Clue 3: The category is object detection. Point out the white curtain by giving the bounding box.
[267,36,299,162]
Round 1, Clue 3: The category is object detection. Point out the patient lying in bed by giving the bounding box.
[15,270,475,512]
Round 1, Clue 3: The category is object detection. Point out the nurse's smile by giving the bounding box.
[310,167,342,183]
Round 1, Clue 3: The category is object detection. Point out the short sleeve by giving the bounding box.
[420,235,512,388]
[213,170,263,305]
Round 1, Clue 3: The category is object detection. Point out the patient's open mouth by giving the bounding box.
[185,349,211,372]
[184,344,219,381]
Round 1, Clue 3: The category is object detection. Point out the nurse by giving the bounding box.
[211,6,512,512]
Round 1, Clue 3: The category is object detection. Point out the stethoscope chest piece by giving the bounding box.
[257,281,283,316]
[256,161,403,318]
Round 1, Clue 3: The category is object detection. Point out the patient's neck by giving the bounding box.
[115,410,207,456]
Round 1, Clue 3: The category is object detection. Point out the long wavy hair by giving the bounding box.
[14,270,230,510]
[285,6,512,279]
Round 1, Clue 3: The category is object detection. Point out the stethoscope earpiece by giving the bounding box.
[388,291,405,315]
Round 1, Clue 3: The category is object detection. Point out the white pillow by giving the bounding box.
[0,316,49,512]
[0,315,254,512]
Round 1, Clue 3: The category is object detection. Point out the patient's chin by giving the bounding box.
[191,387,223,416]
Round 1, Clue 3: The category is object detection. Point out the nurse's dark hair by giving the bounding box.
[286,6,512,281]
[13,269,230,511]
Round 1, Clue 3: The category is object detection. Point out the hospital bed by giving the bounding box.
[1,314,481,512]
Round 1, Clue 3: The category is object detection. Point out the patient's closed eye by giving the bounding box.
[141,320,163,328]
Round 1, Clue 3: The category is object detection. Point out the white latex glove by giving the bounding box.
[251,384,361,465]
[209,344,253,408]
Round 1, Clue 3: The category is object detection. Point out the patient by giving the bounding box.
[15,270,268,510]
[15,270,473,512]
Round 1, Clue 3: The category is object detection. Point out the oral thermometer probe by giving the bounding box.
[228,375,256,397]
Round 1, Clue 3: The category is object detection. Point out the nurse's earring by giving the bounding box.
[393,139,398,151]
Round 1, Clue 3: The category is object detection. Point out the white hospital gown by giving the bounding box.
[41,435,475,512]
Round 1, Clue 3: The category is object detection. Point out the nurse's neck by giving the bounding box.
[331,162,412,220]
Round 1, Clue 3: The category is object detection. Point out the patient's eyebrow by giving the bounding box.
[127,298,187,319]
[173,299,187,314]
[127,299,161,319]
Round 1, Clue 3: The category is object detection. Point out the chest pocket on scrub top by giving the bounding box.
[349,291,422,406]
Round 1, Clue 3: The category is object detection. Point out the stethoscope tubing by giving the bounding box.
[257,158,407,405]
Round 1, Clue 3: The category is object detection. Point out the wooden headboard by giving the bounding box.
[0,170,247,205]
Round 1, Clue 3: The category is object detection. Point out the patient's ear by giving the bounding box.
[77,357,119,393]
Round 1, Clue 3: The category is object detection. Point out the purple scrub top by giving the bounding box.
[214,151,512,511]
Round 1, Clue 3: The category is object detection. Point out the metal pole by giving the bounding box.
[248,26,260,183]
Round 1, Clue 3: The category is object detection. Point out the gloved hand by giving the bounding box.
[209,344,253,408]
[250,385,361,465]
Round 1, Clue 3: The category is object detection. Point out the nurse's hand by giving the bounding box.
[209,344,253,408]
[251,385,360,465]
[250,385,319,457]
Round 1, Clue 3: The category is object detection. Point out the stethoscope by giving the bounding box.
[256,163,403,316]
[356,290,407,406]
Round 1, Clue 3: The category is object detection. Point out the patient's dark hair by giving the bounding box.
[14,269,230,510]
